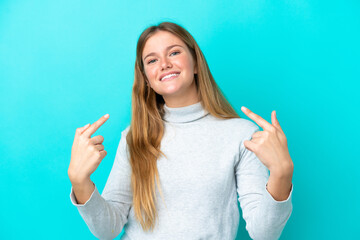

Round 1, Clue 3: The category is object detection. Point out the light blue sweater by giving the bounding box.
[70,101,293,239]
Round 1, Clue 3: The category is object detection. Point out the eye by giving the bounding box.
[170,51,180,56]
[147,51,180,64]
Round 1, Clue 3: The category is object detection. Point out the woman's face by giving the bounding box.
[142,31,198,107]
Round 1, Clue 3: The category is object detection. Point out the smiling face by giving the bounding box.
[142,31,199,107]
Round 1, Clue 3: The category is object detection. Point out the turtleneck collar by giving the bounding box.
[162,101,209,123]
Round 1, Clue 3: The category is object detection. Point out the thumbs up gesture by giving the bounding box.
[68,114,110,186]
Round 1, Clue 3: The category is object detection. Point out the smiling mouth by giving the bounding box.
[160,73,180,82]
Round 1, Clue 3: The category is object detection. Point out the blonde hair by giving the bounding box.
[126,21,240,231]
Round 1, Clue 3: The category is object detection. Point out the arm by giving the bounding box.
[69,128,133,239]
[266,169,293,202]
[71,178,95,204]
[235,123,293,240]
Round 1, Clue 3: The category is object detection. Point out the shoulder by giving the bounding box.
[121,125,131,136]
[222,117,259,132]
[216,117,260,141]
[118,125,131,148]
[117,125,131,155]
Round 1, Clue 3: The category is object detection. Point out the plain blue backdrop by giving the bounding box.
[1,0,359,239]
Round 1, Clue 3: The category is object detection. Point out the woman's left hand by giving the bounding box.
[241,106,294,177]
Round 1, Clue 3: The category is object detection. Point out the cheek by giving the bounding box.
[150,69,158,81]
[144,68,155,80]
[179,56,195,72]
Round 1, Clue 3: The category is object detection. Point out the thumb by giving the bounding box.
[73,123,91,144]
[78,123,91,135]
[243,140,256,153]
[271,110,283,133]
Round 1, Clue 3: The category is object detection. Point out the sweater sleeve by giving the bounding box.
[235,121,293,240]
[69,128,133,239]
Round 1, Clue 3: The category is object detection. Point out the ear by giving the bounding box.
[194,63,198,74]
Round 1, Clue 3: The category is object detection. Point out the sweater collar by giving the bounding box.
[162,101,209,123]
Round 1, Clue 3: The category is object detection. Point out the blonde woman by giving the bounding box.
[68,21,294,239]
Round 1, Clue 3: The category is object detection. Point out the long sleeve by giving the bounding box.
[69,128,133,239]
[235,121,293,240]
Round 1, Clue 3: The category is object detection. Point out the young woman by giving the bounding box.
[68,21,294,239]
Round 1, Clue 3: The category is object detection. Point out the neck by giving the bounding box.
[162,101,209,123]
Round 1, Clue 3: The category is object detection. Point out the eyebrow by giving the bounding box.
[143,44,184,61]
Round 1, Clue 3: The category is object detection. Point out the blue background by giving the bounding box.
[1,0,359,239]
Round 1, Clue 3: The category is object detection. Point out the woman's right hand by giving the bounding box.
[68,114,110,200]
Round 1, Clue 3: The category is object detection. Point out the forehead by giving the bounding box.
[142,31,186,57]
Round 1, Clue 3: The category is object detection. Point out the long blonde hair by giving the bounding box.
[126,21,240,231]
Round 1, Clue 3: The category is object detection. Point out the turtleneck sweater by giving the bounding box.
[70,101,293,240]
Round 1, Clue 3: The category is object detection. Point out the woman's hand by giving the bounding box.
[68,114,110,185]
[240,107,293,178]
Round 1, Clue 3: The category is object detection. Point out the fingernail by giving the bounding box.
[241,106,247,111]
[104,114,109,118]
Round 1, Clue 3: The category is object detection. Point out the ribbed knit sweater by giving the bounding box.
[70,101,293,239]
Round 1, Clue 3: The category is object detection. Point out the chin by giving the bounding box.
[160,92,180,99]
[157,86,182,95]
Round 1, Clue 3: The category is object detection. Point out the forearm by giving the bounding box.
[71,178,95,204]
[266,168,293,201]
[70,184,127,239]
[241,175,293,240]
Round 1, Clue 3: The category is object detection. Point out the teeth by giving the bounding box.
[161,73,179,81]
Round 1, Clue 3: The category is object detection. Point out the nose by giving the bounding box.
[160,57,172,70]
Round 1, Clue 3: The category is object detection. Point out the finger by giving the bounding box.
[243,140,257,152]
[94,144,105,151]
[83,114,110,138]
[241,106,272,131]
[90,135,104,145]
[271,110,284,133]
[249,137,262,144]
[99,150,107,159]
[251,131,263,139]
[75,123,91,140]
